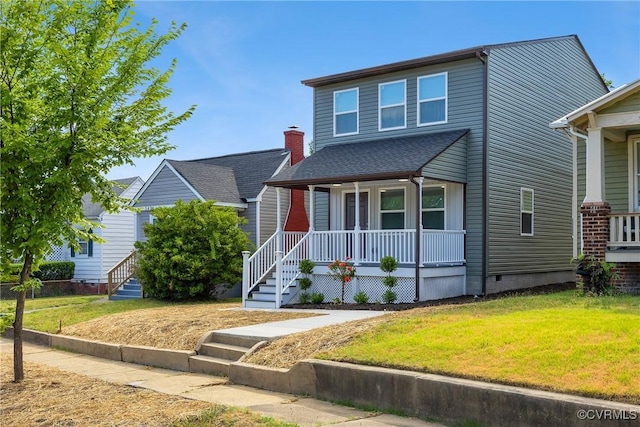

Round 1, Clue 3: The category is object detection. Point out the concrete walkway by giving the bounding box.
[1,309,444,427]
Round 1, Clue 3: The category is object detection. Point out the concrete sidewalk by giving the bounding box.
[1,308,443,427]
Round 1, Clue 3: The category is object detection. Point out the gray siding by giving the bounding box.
[312,58,485,285]
[422,136,467,183]
[314,191,329,231]
[486,37,608,277]
[601,92,640,115]
[240,203,257,246]
[133,165,200,208]
[260,186,290,244]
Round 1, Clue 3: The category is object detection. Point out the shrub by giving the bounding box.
[328,258,356,303]
[310,291,325,304]
[135,200,252,300]
[380,255,398,303]
[353,290,369,304]
[297,259,315,304]
[298,292,311,304]
[298,259,315,275]
[5,261,75,282]
[573,254,619,296]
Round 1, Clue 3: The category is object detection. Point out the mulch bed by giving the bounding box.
[282,282,576,311]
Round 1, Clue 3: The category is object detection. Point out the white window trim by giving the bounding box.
[149,213,157,225]
[421,185,447,229]
[379,187,406,229]
[75,238,89,258]
[334,87,359,137]
[378,79,407,131]
[341,189,370,230]
[417,72,448,127]
[520,188,534,236]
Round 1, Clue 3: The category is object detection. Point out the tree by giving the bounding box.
[0,0,194,382]
[135,200,252,300]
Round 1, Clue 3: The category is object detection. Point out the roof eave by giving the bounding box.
[266,170,420,190]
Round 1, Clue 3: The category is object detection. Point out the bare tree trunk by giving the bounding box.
[13,253,33,383]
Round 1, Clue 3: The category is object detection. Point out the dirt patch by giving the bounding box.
[0,354,212,426]
[61,302,319,350]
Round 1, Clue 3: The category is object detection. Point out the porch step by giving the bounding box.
[190,332,261,376]
[109,278,142,301]
[247,281,298,306]
[244,299,278,309]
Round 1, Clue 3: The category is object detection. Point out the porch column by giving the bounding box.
[308,185,315,260]
[416,177,424,267]
[276,187,282,252]
[584,127,605,203]
[354,182,361,266]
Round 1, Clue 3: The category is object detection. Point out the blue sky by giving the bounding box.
[108,1,640,181]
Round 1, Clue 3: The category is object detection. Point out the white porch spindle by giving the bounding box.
[584,126,605,203]
[354,182,360,265]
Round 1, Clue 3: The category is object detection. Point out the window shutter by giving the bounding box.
[71,246,75,257]
[88,229,94,257]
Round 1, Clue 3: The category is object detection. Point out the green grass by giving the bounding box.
[322,291,640,403]
[0,295,105,313]
[174,405,297,427]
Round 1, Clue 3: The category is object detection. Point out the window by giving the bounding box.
[422,186,445,230]
[521,188,534,236]
[418,73,447,126]
[380,188,405,229]
[149,213,157,225]
[379,80,406,130]
[71,229,93,257]
[334,88,358,136]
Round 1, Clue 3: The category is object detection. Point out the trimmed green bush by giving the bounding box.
[353,290,369,304]
[310,291,325,304]
[380,255,398,304]
[4,261,75,282]
[135,200,252,300]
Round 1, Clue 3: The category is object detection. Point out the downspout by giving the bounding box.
[480,49,488,296]
[410,175,421,301]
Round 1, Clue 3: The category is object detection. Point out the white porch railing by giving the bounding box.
[242,231,306,305]
[609,213,640,247]
[422,230,466,264]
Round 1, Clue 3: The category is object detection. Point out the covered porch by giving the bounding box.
[242,130,469,308]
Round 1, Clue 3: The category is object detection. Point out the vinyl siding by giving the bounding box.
[312,58,484,284]
[71,227,103,283]
[486,37,608,276]
[422,136,467,183]
[600,92,640,114]
[260,186,291,243]
[134,165,200,208]
[240,203,257,246]
[99,210,136,279]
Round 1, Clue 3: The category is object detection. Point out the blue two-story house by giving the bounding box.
[243,35,608,308]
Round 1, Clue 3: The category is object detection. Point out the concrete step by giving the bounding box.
[198,342,249,361]
[210,332,263,348]
[189,355,231,377]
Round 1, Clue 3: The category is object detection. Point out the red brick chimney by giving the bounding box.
[283,126,309,232]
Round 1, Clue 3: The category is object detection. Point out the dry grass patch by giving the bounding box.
[61,303,319,350]
[0,354,212,426]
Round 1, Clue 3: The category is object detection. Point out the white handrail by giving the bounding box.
[609,213,640,247]
[422,230,466,264]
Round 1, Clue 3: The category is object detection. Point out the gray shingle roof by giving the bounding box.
[166,160,241,204]
[169,148,289,201]
[82,177,141,217]
[266,130,469,190]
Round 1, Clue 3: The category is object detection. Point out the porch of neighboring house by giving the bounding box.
[242,179,467,309]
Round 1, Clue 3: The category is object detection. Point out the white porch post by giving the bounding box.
[416,177,424,267]
[275,250,283,309]
[255,199,261,247]
[276,187,282,252]
[308,185,315,260]
[354,181,361,266]
[584,127,605,203]
[241,250,250,307]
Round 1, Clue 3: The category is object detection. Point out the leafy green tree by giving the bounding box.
[135,200,252,300]
[0,0,194,382]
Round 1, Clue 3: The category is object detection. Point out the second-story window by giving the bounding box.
[379,80,406,131]
[334,88,358,136]
[418,72,447,126]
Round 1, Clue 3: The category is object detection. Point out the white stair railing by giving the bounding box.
[275,233,311,308]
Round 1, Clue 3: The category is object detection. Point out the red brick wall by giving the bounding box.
[612,263,640,294]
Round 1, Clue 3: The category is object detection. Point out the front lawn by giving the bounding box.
[321,291,640,403]
[0,295,105,313]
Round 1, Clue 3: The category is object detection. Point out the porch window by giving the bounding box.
[379,80,406,131]
[422,186,445,229]
[521,188,534,236]
[418,73,447,126]
[334,88,358,136]
[380,188,405,229]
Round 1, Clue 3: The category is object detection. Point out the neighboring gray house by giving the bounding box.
[132,129,308,248]
[243,35,608,308]
[551,78,640,293]
[46,177,144,284]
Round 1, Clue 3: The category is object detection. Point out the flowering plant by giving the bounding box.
[328,257,356,303]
